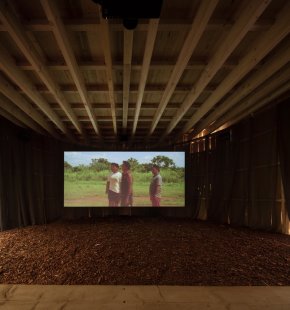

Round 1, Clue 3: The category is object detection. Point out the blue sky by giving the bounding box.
[64,151,185,167]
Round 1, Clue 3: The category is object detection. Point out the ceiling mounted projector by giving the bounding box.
[92,0,163,30]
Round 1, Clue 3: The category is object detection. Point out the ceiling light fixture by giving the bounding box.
[92,0,163,30]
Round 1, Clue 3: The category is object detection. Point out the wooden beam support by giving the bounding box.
[0,95,46,134]
[0,46,71,139]
[16,59,238,71]
[162,0,271,139]
[0,107,26,128]
[0,18,275,32]
[181,1,290,136]
[207,64,290,135]
[193,41,290,136]
[0,0,87,139]
[99,11,117,135]
[148,0,219,136]
[122,29,133,131]
[0,74,60,138]
[49,103,196,112]
[214,82,290,134]
[59,116,188,122]
[41,0,101,139]
[132,19,159,136]
[27,84,218,95]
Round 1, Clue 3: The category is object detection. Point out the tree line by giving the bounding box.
[65,155,184,173]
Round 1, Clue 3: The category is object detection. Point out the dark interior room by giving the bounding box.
[0,0,289,308]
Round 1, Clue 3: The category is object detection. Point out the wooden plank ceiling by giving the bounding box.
[0,0,290,147]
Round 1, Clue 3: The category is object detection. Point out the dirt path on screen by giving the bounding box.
[65,195,181,207]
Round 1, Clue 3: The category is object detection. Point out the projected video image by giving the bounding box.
[64,152,185,207]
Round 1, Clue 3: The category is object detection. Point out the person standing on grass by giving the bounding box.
[106,163,122,206]
[149,164,162,207]
[120,161,133,206]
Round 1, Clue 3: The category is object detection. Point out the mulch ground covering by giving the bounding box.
[0,217,289,285]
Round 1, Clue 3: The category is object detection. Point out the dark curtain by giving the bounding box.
[247,110,280,230]
[208,130,238,223]
[188,103,288,233]
[228,120,252,227]
[277,100,290,220]
[189,138,209,219]
[0,118,63,230]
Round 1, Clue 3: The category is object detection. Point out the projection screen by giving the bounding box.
[64,151,185,207]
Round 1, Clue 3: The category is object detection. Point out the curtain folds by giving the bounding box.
[277,100,290,220]
[189,103,289,234]
[0,118,62,230]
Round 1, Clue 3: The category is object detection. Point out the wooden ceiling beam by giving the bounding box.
[60,116,188,122]
[181,1,290,136]
[0,74,60,138]
[148,0,219,136]
[0,45,71,140]
[16,59,238,71]
[0,0,86,139]
[49,104,197,111]
[98,11,117,135]
[132,19,159,136]
[162,0,271,139]
[0,106,26,128]
[193,41,290,136]
[208,66,290,135]
[26,84,219,94]
[41,0,101,139]
[122,29,133,131]
[0,18,275,32]
[218,83,290,133]
[0,95,46,135]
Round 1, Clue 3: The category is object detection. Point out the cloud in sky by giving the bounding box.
[64,151,185,167]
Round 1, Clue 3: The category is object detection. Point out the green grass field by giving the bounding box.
[64,170,185,207]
